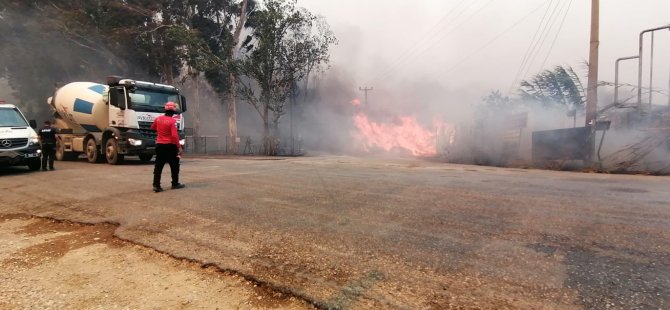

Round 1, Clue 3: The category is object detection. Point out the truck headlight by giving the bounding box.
[128,138,142,146]
[179,139,185,146]
[30,135,39,145]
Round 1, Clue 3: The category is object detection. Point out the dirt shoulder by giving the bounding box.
[0,214,315,310]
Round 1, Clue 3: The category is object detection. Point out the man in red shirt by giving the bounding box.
[151,101,185,192]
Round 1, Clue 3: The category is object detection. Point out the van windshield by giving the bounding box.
[0,108,29,127]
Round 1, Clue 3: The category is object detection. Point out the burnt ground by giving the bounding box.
[0,155,669,309]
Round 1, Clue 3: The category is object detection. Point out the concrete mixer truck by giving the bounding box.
[48,76,187,164]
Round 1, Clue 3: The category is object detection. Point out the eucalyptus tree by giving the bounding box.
[237,0,335,154]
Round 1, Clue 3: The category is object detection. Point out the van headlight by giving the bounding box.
[179,139,185,146]
[30,135,39,145]
[128,138,142,146]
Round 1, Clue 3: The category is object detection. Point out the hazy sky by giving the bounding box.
[298,0,670,106]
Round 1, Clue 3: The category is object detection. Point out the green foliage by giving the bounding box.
[0,0,335,145]
[482,90,513,109]
[519,65,585,110]
[238,0,335,136]
[476,90,522,126]
[197,0,258,96]
[0,0,234,118]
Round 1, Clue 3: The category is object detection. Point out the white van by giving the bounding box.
[0,103,41,170]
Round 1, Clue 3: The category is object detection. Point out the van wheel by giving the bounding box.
[85,138,101,163]
[105,138,124,165]
[27,159,40,171]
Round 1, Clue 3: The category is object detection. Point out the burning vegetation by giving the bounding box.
[350,99,453,157]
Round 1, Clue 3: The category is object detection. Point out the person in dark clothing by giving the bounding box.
[151,101,185,192]
[38,120,58,171]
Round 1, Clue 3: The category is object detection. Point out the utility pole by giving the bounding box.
[585,0,599,126]
[359,86,373,105]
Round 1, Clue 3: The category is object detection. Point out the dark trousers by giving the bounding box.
[153,144,180,187]
[41,144,55,170]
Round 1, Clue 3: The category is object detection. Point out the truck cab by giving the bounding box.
[105,77,187,163]
[0,103,41,171]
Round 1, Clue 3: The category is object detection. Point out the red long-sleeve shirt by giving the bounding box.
[150,115,180,147]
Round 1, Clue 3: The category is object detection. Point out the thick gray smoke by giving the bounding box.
[290,66,484,157]
[291,67,358,154]
[0,6,140,122]
[0,78,17,104]
[177,79,265,153]
[3,2,668,173]
[291,55,670,175]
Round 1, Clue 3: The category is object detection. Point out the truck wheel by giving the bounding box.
[105,138,124,165]
[56,141,78,161]
[27,159,40,171]
[138,154,153,162]
[56,141,65,161]
[85,138,101,163]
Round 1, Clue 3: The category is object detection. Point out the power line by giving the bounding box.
[367,0,494,85]
[508,0,563,94]
[364,0,468,84]
[508,0,555,94]
[366,0,481,85]
[364,0,470,85]
[519,0,566,82]
[437,1,550,77]
[538,0,574,70]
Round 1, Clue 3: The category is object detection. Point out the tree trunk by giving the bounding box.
[227,0,247,154]
[227,74,238,153]
[272,113,281,138]
[194,73,201,153]
[263,104,271,155]
[302,67,312,106]
[262,101,269,136]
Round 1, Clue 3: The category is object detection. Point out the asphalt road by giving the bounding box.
[1,155,668,309]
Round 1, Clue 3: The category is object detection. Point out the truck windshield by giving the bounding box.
[129,88,182,113]
[0,108,29,127]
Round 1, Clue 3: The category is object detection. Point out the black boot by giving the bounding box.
[153,185,164,193]
[171,183,185,189]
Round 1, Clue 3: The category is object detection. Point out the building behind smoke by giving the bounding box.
[597,105,670,174]
[445,102,578,167]
[446,23,670,174]
[444,100,670,174]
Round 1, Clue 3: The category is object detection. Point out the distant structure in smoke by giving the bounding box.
[259,58,670,168]
[444,82,670,174]
[596,105,670,175]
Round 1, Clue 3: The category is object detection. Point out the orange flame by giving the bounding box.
[351,99,451,157]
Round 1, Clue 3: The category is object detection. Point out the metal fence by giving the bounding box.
[184,135,304,156]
